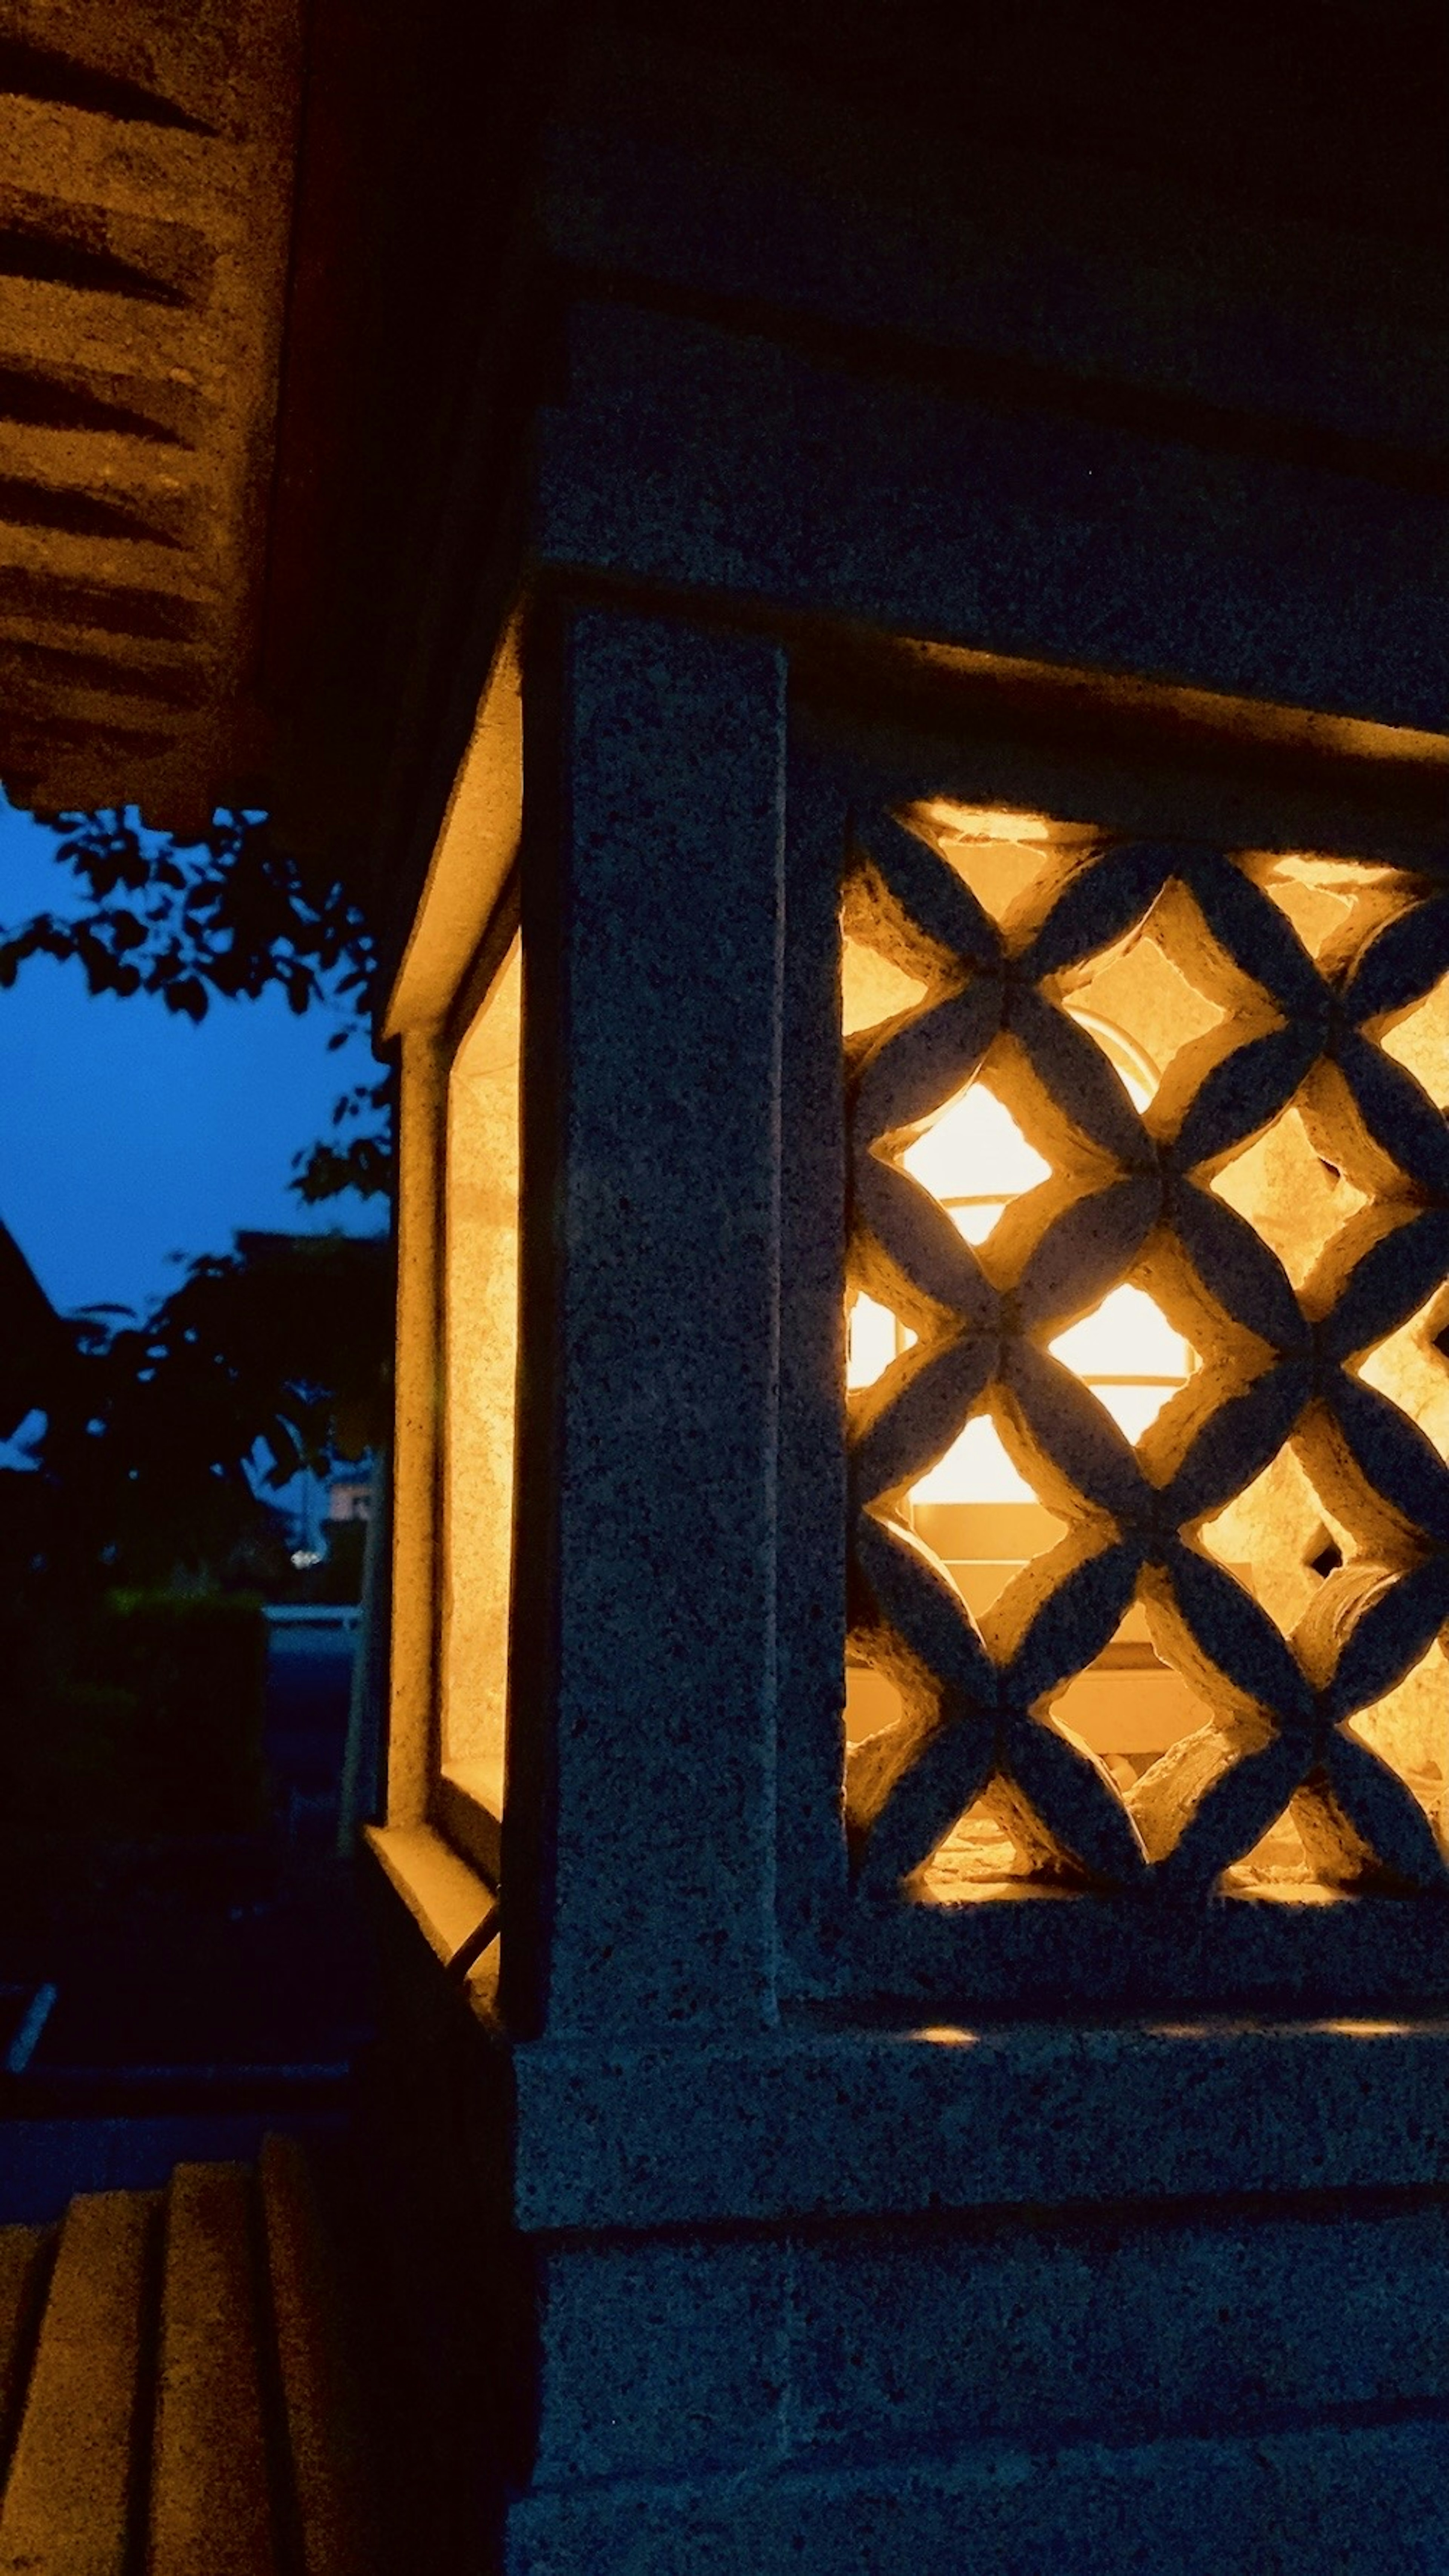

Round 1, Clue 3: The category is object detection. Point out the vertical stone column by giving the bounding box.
[505,605,788,2038]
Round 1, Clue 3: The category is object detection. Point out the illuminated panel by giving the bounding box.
[843,810,1449,1905]
[440,938,521,1822]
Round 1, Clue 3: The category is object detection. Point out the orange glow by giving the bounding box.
[849,1031,1191,1495]
[900,1082,1049,1244]
[844,831,1449,1898]
[1049,1285,1190,1443]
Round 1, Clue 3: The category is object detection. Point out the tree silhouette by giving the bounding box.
[0,804,391,1205]
[0,807,393,1597]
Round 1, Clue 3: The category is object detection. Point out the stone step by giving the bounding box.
[0,2222,53,2467]
[0,2188,154,2576]
[261,2136,378,2576]
[150,2164,275,2576]
[0,2146,375,2576]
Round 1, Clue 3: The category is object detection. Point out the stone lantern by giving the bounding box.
[362,46,1449,2533]
[370,595,1449,2566]
[1,2,1444,2566]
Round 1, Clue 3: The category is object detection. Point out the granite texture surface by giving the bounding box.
[541,49,1445,458]
[373,51,1449,2552]
[537,303,1448,735]
[531,2198,1449,2483]
[505,609,787,2040]
[509,2015,1449,2232]
[505,2415,1449,2576]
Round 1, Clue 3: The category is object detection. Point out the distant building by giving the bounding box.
[0,1222,71,1451]
[326,1476,371,1526]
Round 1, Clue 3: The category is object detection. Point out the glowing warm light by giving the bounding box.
[849,1038,1191,1488]
[900,1082,1050,1242]
[1358,1285,1449,1456]
[920,802,1054,843]
[441,938,521,1808]
[1211,1085,1375,1291]
[910,804,1097,921]
[1058,1009,1155,1111]
[1250,851,1413,964]
[844,993,1194,1798]
[847,1293,912,1391]
[1049,1285,1191,1441]
[911,1415,1036,1505]
[1380,974,1449,1110]
[843,836,1449,1896]
[841,935,929,1040]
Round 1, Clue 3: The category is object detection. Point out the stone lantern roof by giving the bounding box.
[0,0,1441,865]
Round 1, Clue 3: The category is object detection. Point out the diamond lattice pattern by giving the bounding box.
[843,807,1449,1900]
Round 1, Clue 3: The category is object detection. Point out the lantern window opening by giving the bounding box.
[841,810,1449,1919]
[433,923,522,1884]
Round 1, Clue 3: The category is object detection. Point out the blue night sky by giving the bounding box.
[0,793,385,1323]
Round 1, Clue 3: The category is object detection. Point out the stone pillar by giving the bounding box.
[502,604,788,2041]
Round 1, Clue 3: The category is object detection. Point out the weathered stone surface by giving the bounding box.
[503,608,786,2039]
[0,2153,376,2576]
[261,2136,381,2576]
[543,31,1449,461]
[536,303,1449,737]
[529,2198,1449,2482]
[362,25,1449,2575]
[506,2414,1449,2576]
[508,2015,1449,2235]
[149,2163,275,2576]
[0,2224,48,2465]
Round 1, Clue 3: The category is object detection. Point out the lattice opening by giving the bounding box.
[1351,1637,1449,1834]
[914,798,1097,922]
[897,1078,1051,1246]
[1248,850,1423,965]
[1209,1090,1372,1294]
[1224,1804,1320,1895]
[1050,1595,1224,1794]
[918,1789,1059,1895]
[1053,877,1274,1110]
[1358,1282,1449,1459]
[1377,974,1449,1110]
[846,1290,915,1393]
[840,808,1449,1910]
[843,1655,906,1749]
[1048,1285,1194,1446]
[842,931,929,1039]
[1197,1440,1343,1642]
[908,1411,1070,1614]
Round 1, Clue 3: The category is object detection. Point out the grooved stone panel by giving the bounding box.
[0,0,303,819]
[505,2413,1449,2576]
[529,2199,1449,2484]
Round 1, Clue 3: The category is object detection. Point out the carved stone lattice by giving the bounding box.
[844,807,1449,1904]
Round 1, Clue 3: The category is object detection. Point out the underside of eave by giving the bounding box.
[0,0,303,832]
